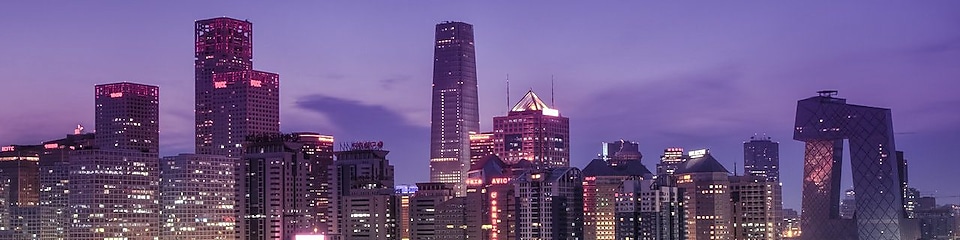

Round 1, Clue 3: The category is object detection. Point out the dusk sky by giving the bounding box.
[2,2,959,210]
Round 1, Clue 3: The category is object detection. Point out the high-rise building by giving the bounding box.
[195,17,280,158]
[38,130,95,240]
[743,135,780,182]
[469,132,495,169]
[513,167,584,240]
[615,178,685,240]
[160,154,237,240]
[493,90,570,168]
[0,145,42,239]
[94,82,160,153]
[237,133,333,239]
[793,91,918,240]
[581,158,651,240]
[675,151,732,240]
[396,184,417,240]
[294,132,336,234]
[334,142,398,239]
[729,175,782,240]
[429,21,480,197]
[782,209,801,239]
[656,147,687,176]
[68,149,160,240]
[409,182,457,240]
[599,140,642,166]
[69,82,160,240]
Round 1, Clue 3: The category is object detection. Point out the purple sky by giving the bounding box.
[2,2,959,210]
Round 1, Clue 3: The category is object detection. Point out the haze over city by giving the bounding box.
[2,1,960,214]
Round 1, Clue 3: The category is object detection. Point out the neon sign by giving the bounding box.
[491,177,511,185]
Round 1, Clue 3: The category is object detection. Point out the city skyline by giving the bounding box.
[2,2,960,211]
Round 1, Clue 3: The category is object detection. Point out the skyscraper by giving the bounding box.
[237,133,332,239]
[195,17,280,158]
[675,151,732,240]
[0,145,42,239]
[793,91,917,240]
[69,82,160,240]
[94,82,159,153]
[334,142,398,239]
[38,130,95,240]
[743,135,780,182]
[409,182,457,240]
[729,175,782,240]
[429,21,480,196]
[493,90,570,168]
[581,158,651,240]
[616,178,685,240]
[160,154,237,240]
[469,132,495,169]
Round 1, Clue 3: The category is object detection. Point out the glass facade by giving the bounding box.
[429,21,480,196]
[793,92,911,240]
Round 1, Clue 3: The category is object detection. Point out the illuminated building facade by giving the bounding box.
[782,209,801,239]
[195,17,280,158]
[793,91,917,240]
[469,132,495,168]
[38,131,95,240]
[743,136,780,182]
[94,82,159,153]
[396,184,417,240]
[68,149,160,240]
[615,178,685,240]
[409,182,457,240]
[599,140,642,166]
[581,159,651,240]
[493,90,570,168]
[429,21,480,197]
[434,196,467,240]
[729,175,782,240]
[675,152,732,240]
[513,167,584,240]
[334,144,398,239]
[656,147,687,176]
[0,145,42,238]
[160,154,237,240]
[69,82,161,240]
[238,133,333,239]
[295,132,336,234]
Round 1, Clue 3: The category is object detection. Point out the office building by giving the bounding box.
[675,151,732,240]
[581,159,651,240]
[0,145,42,239]
[195,17,280,158]
[840,189,856,219]
[743,135,779,182]
[38,129,95,240]
[514,167,584,240]
[599,140,642,166]
[615,178,685,240]
[94,82,159,153]
[656,147,687,176]
[295,132,336,233]
[396,185,417,240]
[237,133,333,239]
[160,154,237,239]
[782,209,801,239]
[68,149,160,240]
[69,82,160,240]
[793,91,917,239]
[334,142,398,239]
[493,90,570,168]
[409,182,457,240]
[469,132,495,169]
[729,175,782,240]
[429,21,480,197]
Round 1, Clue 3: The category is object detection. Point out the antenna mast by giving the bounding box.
[551,75,555,107]
[506,74,510,111]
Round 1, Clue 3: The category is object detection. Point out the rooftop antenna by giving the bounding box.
[551,75,555,107]
[506,74,510,111]
[734,161,738,176]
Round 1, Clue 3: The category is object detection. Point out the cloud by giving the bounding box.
[295,94,430,184]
